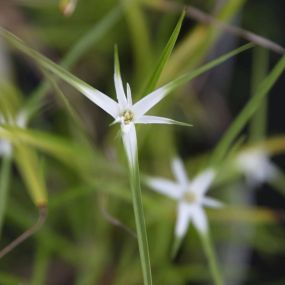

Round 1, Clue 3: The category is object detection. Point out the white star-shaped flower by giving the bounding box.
[147,158,222,238]
[73,49,190,167]
[0,111,27,157]
[235,148,277,186]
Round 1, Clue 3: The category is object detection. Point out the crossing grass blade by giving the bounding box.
[142,10,185,95]
[0,29,252,114]
[0,156,12,237]
[210,54,285,166]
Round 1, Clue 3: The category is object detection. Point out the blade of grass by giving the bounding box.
[0,28,253,109]
[14,145,47,207]
[0,126,92,170]
[0,156,12,237]
[249,47,269,142]
[150,0,247,82]
[0,272,22,285]
[129,158,152,285]
[142,10,185,95]
[163,43,254,93]
[200,233,223,285]
[123,0,152,82]
[210,54,285,166]
[24,5,122,117]
[30,244,49,285]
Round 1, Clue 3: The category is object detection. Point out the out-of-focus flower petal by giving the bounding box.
[191,206,208,234]
[146,177,182,200]
[171,157,188,188]
[191,169,216,196]
[202,197,223,208]
[175,202,191,238]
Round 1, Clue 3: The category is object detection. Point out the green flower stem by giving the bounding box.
[0,155,12,238]
[210,54,285,166]
[200,233,223,285]
[128,158,152,285]
[249,47,269,142]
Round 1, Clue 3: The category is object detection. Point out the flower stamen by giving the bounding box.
[122,110,134,125]
[183,191,197,203]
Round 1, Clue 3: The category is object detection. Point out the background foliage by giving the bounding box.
[0,0,285,284]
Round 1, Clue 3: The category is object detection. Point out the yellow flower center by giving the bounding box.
[183,191,197,203]
[122,110,134,125]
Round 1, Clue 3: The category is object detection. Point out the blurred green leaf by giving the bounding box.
[142,10,185,95]
[14,145,47,206]
[210,54,285,166]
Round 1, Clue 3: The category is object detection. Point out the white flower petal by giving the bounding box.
[78,85,118,118]
[175,202,191,238]
[202,197,223,208]
[126,83,132,106]
[235,149,278,184]
[146,177,182,200]
[171,157,188,188]
[135,115,191,127]
[121,123,137,168]
[191,206,208,234]
[191,169,216,196]
[114,49,128,110]
[0,140,11,157]
[16,111,27,128]
[114,73,128,110]
[133,86,170,118]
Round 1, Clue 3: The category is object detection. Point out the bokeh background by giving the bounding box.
[0,0,285,284]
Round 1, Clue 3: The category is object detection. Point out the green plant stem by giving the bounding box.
[25,6,122,118]
[129,159,152,285]
[0,155,12,238]
[200,233,223,285]
[249,47,269,142]
[210,54,285,166]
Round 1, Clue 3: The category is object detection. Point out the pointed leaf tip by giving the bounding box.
[114,44,120,76]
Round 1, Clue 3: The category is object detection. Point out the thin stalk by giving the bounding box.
[0,155,12,238]
[200,233,223,285]
[24,6,122,118]
[0,206,47,259]
[249,47,269,142]
[210,54,285,166]
[128,158,152,285]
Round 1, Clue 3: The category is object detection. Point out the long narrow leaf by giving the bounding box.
[143,10,185,95]
[0,29,253,112]
[163,43,254,93]
[14,145,47,207]
[0,156,12,237]
[210,54,285,166]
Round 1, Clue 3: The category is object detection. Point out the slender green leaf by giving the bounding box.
[129,159,152,285]
[0,126,93,170]
[249,47,269,142]
[200,233,223,285]
[14,145,47,206]
[123,0,152,82]
[143,10,185,95]
[0,156,12,237]
[25,6,122,117]
[210,54,285,166]
[163,43,254,93]
[0,28,252,112]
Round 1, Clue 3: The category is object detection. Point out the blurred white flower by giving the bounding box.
[147,158,222,238]
[235,149,277,186]
[0,111,27,157]
[76,50,189,167]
